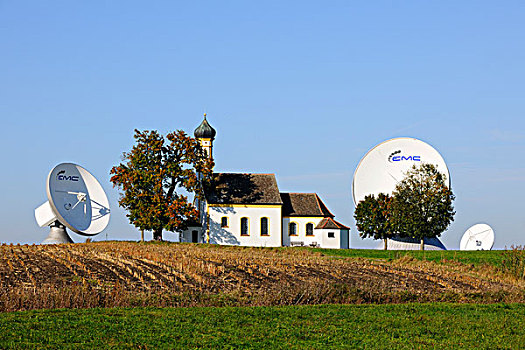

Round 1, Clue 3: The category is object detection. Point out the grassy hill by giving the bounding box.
[1,242,524,312]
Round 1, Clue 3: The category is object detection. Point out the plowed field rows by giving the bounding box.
[0,242,523,311]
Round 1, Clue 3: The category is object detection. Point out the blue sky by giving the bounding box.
[1,1,524,248]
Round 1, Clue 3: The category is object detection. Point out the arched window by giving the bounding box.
[241,217,249,236]
[306,223,314,236]
[289,222,297,236]
[260,217,269,236]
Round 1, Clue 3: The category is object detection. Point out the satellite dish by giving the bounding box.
[460,224,495,250]
[353,137,450,205]
[353,138,450,250]
[34,163,110,244]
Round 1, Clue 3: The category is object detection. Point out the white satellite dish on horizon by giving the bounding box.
[353,137,450,205]
[460,224,495,250]
[353,137,450,250]
[34,163,110,244]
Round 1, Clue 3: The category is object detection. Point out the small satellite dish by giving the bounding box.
[353,137,450,205]
[460,224,495,250]
[35,163,110,244]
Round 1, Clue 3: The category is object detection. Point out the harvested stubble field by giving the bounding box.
[0,242,524,312]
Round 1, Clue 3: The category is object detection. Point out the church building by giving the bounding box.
[181,115,349,249]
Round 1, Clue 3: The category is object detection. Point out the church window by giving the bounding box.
[328,231,335,238]
[260,217,269,236]
[289,222,297,236]
[241,217,249,236]
[306,223,314,236]
[221,217,228,228]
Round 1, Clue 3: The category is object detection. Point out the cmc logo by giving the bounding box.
[388,150,421,163]
[56,170,79,182]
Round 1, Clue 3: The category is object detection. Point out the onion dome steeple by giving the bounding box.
[194,113,216,140]
[194,113,215,162]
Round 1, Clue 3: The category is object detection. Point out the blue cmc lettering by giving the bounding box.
[392,155,421,162]
[58,175,79,182]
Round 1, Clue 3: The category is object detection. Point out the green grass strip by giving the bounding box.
[0,303,524,349]
[311,248,507,267]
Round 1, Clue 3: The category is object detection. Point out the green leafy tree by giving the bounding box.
[354,193,395,250]
[391,163,455,250]
[110,129,213,241]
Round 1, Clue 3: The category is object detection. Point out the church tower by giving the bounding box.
[194,113,216,162]
[194,113,216,244]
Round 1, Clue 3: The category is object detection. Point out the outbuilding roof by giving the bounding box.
[315,217,350,230]
[204,173,283,205]
[280,193,334,217]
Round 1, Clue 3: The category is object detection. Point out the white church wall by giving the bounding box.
[282,217,324,247]
[180,227,203,243]
[318,228,343,249]
[207,205,282,247]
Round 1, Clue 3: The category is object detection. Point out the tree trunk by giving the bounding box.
[384,238,388,250]
[420,238,425,251]
[141,229,144,242]
[153,229,163,241]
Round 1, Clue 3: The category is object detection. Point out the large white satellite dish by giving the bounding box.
[353,137,450,205]
[460,224,495,250]
[35,163,110,244]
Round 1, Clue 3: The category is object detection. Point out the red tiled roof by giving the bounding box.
[315,217,350,230]
[280,193,334,217]
[205,173,283,205]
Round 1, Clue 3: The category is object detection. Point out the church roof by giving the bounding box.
[205,173,283,205]
[194,114,216,139]
[280,193,334,217]
[315,217,350,230]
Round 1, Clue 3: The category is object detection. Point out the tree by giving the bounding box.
[391,163,455,250]
[110,129,213,241]
[354,193,395,250]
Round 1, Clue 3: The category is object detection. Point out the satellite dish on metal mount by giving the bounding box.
[35,163,110,244]
[460,223,494,250]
